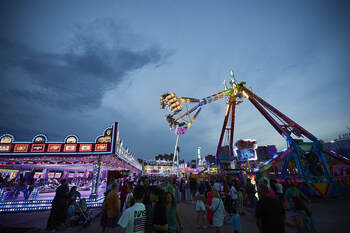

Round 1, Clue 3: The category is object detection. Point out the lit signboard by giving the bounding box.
[63,144,77,152]
[236,148,257,161]
[31,144,45,152]
[0,144,11,152]
[95,144,108,152]
[47,144,61,152]
[79,144,92,152]
[235,139,257,161]
[14,144,29,153]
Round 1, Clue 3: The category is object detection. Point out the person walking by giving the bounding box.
[292,197,319,233]
[255,185,285,233]
[272,179,285,205]
[195,189,207,229]
[120,181,128,213]
[185,179,191,201]
[190,178,197,203]
[237,187,244,215]
[105,183,120,233]
[229,183,238,213]
[206,185,214,228]
[285,183,310,209]
[165,192,183,233]
[153,190,168,233]
[118,185,146,233]
[208,189,226,233]
[145,187,162,233]
[122,182,134,212]
[246,178,257,208]
[226,206,242,233]
[46,179,69,231]
[180,179,185,202]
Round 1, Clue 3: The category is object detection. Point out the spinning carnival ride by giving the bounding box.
[160,71,350,196]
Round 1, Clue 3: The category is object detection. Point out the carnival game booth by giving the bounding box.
[143,160,173,176]
[0,122,142,213]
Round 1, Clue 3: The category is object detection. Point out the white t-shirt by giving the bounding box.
[230,186,238,200]
[118,202,146,233]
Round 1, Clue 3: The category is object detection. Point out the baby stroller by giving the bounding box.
[70,198,92,225]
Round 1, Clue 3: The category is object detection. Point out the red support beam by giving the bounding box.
[216,102,231,158]
[243,88,317,141]
[246,93,290,138]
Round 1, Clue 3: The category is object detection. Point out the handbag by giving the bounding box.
[213,199,222,213]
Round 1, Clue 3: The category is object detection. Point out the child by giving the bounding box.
[226,207,242,233]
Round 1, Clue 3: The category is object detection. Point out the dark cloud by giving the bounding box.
[0,21,166,109]
[0,18,170,139]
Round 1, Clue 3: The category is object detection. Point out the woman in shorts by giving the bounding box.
[195,189,207,229]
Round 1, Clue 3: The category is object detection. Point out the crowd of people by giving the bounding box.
[43,174,319,233]
[102,176,183,233]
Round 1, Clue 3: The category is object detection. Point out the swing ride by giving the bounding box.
[160,71,350,196]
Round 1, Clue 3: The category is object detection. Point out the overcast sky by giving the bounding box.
[1,0,349,161]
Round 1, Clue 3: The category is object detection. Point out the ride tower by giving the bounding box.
[216,71,243,170]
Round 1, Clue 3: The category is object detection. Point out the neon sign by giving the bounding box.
[14,144,29,153]
[47,144,61,152]
[31,144,45,153]
[95,144,108,152]
[63,144,77,152]
[79,144,92,152]
[235,139,257,161]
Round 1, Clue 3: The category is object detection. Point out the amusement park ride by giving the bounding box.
[160,71,350,196]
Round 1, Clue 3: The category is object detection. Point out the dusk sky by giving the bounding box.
[1,0,349,161]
